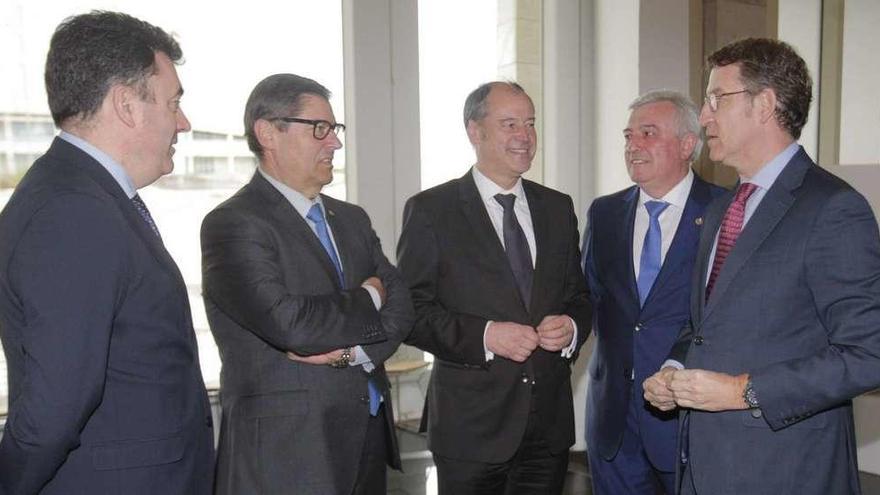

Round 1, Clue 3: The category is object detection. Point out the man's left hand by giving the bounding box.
[668,369,749,412]
[536,315,574,352]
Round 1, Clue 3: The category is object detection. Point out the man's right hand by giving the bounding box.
[485,322,539,362]
[643,367,678,411]
[362,276,386,305]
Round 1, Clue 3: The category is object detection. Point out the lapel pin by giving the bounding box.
[328,209,335,217]
[695,217,703,226]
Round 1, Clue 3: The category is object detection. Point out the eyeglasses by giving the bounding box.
[704,89,750,112]
[271,117,345,140]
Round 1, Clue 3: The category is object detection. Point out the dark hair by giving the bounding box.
[243,73,331,158]
[463,81,529,129]
[707,38,812,139]
[45,11,182,127]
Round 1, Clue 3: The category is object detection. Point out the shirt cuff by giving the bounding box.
[483,321,495,362]
[560,316,578,358]
[351,345,374,371]
[362,284,382,310]
[662,359,685,370]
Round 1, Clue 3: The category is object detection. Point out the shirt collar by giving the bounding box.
[258,167,323,219]
[638,168,694,210]
[472,166,527,206]
[58,130,137,199]
[744,142,800,191]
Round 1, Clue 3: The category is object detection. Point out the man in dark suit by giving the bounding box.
[644,38,880,494]
[583,90,724,495]
[0,11,214,494]
[397,81,592,494]
[201,73,413,495]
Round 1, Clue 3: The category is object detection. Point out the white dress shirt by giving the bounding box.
[471,167,578,360]
[632,169,694,279]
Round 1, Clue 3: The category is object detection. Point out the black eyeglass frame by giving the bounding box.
[271,117,346,139]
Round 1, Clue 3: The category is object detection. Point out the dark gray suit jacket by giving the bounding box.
[202,172,413,495]
[0,138,214,494]
[397,170,592,463]
[670,148,880,494]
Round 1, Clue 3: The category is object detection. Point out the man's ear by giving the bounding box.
[254,119,277,152]
[110,85,138,128]
[680,132,698,161]
[466,120,481,146]
[756,88,778,124]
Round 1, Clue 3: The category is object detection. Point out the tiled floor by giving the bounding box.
[389,426,880,495]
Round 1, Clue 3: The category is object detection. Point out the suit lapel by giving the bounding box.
[702,151,809,320]
[646,178,710,307]
[323,198,353,289]
[524,181,546,313]
[621,188,641,306]
[249,173,343,289]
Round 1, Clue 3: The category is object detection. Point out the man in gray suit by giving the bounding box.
[644,38,880,494]
[202,73,413,495]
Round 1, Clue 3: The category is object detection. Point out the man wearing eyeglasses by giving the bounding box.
[201,73,413,495]
[643,38,880,494]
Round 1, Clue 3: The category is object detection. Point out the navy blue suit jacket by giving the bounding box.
[583,173,723,471]
[670,148,880,494]
[0,138,214,494]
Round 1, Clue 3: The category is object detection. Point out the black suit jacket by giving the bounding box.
[0,138,214,494]
[397,170,592,463]
[202,172,413,495]
[670,148,880,494]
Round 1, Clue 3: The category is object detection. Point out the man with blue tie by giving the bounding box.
[0,11,214,494]
[582,90,723,495]
[201,73,413,495]
[644,38,880,494]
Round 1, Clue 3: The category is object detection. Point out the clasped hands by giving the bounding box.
[286,276,385,367]
[485,315,574,363]
[642,367,749,412]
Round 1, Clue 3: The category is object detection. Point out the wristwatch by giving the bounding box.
[743,379,760,409]
[329,347,352,369]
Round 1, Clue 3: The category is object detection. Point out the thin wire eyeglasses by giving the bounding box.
[704,90,750,112]
[271,117,345,140]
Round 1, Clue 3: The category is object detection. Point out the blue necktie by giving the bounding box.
[306,203,344,286]
[636,200,669,307]
[131,194,161,239]
[306,203,381,416]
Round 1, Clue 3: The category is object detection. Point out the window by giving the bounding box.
[0,0,345,408]
[418,0,498,190]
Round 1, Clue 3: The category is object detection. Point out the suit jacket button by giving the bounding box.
[635,323,643,332]
[750,408,763,419]
[694,336,704,345]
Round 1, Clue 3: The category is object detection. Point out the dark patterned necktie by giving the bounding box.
[494,193,533,306]
[705,183,758,299]
[131,194,161,239]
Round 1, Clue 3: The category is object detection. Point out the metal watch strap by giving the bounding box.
[743,379,759,409]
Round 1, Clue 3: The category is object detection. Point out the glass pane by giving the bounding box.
[418,0,498,190]
[0,0,345,408]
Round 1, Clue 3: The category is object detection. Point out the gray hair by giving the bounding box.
[244,73,331,159]
[463,81,529,129]
[629,90,703,162]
